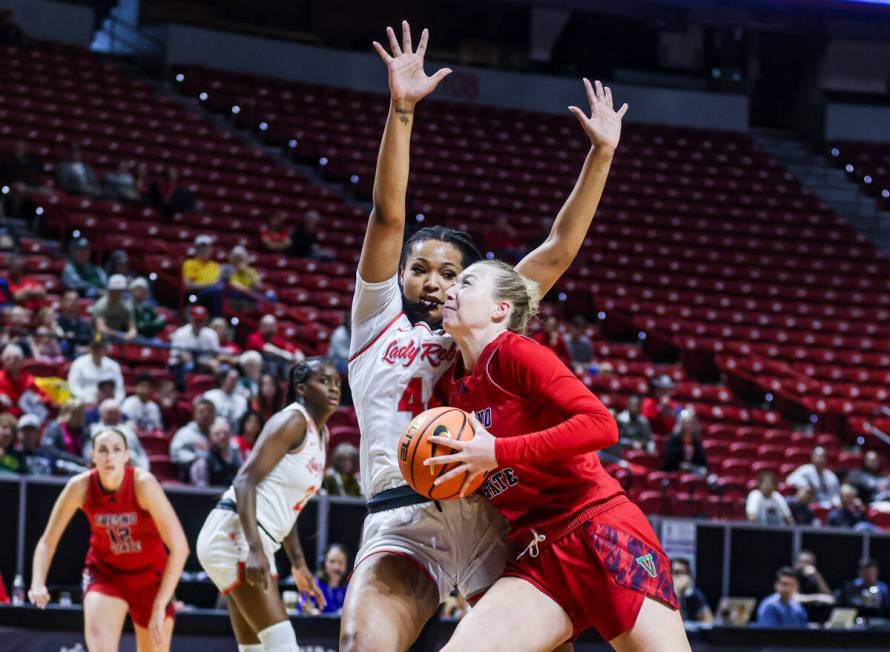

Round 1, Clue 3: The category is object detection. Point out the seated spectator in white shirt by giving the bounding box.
[169,305,220,385]
[84,399,149,470]
[786,447,840,506]
[169,398,216,476]
[202,368,248,432]
[91,274,137,341]
[121,373,163,433]
[189,417,243,487]
[67,335,125,404]
[616,395,655,453]
[747,470,794,526]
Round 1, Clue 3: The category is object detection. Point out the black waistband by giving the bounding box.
[366,485,431,514]
[215,498,280,543]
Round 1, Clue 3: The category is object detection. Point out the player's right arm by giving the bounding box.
[232,409,307,589]
[29,472,89,608]
[356,21,452,287]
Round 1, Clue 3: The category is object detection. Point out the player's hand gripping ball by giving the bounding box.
[398,407,485,501]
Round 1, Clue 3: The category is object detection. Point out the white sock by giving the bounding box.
[257,620,300,652]
[238,645,264,652]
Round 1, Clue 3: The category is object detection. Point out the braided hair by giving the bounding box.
[285,356,334,406]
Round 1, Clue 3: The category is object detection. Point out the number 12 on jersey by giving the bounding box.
[398,377,425,417]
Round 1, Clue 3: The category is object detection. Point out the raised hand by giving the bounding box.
[373,21,452,108]
[569,78,628,153]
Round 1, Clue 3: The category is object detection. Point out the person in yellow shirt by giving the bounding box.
[224,245,276,310]
[182,235,223,315]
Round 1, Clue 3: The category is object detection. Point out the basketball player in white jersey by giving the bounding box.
[198,358,340,652]
[340,21,628,651]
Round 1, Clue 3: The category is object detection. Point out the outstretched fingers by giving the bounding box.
[372,41,392,63]
[583,77,596,110]
[416,28,430,58]
[617,102,629,118]
[594,79,606,104]
[434,463,471,487]
[401,20,413,54]
[568,105,589,126]
[386,26,403,57]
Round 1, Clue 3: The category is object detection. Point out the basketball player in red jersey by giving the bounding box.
[427,260,690,651]
[29,428,189,652]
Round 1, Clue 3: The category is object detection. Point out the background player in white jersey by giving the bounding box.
[340,21,628,652]
[197,358,340,652]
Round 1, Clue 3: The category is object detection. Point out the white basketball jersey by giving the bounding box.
[349,273,458,497]
[223,401,326,542]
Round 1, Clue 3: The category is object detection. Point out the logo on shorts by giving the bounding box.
[635,553,657,578]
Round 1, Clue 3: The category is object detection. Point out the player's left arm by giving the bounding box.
[281,523,327,611]
[516,79,627,296]
[135,470,189,646]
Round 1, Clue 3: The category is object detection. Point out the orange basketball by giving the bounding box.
[398,406,483,501]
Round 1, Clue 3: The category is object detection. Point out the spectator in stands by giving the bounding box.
[169,305,220,386]
[202,368,248,432]
[4,305,33,358]
[134,162,151,200]
[291,209,330,259]
[846,451,884,505]
[83,378,117,432]
[300,543,350,615]
[62,238,107,298]
[234,410,263,458]
[671,558,713,623]
[662,409,707,474]
[0,141,45,217]
[103,250,133,283]
[130,277,165,340]
[152,166,195,218]
[246,315,304,378]
[0,343,49,418]
[643,374,679,435]
[837,559,890,619]
[746,470,794,526]
[121,374,163,432]
[67,335,125,404]
[157,378,189,431]
[531,315,571,365]
[57,144,102,197]
[793,550,835,620]
[41,399,89,470]
[170,398,216,476]
[328,312,350,377]
[210,317,240,367]
[189,417,242,487]
[223,245,268,310]
[0,413,24,474]
[57,289,92,358]
[260,210,292,253]
[104,160,140,202]
[3,254,46,312]
[787,484,818,525]
[323,443,361,497]
[828,484,874,530]
[83,399,149,470]
[253,373,284,421]
[616,395,654,453]
[0,9,24,46]
[182,235,223,317]
[29,326,64,365]
[238,350,263,398]
[755,567,808,628]
[15,413,53,476]
[564,316,594,373]
[787,446,840,506]
[92,274,137,341]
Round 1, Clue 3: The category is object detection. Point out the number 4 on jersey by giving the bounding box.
[398,377,424,417]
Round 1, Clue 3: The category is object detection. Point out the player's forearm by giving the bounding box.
[154,540,188,608]
[495,405,618,465]
[371,99,415,226]
[232,477,265,551]
[282,524,308,569]
[518,146,614,294]
[30,540,54,587]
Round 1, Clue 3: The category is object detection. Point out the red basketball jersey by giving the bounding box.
[82,466,168,573]
[440,330,624,540]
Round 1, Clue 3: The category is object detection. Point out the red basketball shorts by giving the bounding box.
[83,562,174,628]
[502,496,679,641]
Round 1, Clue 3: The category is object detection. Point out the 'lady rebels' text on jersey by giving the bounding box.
[440,330,624,540]
[82,465,168,573]
[349,273,458,497]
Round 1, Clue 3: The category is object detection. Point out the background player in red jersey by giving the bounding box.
[29,429,189,652]
[426,260,690,651]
